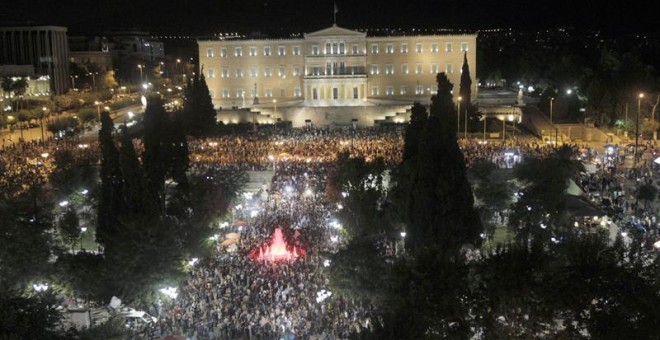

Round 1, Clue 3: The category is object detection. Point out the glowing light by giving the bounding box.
[159,287,178,299]
[59,201,69,207]
[188,258,199,266]
[249,228,304,262]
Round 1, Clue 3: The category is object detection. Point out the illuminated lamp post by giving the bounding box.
[457,96,462,136]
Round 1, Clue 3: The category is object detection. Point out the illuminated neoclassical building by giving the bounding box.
[198,25,477,125]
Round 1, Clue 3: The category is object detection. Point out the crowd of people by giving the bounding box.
[159,161,371,339]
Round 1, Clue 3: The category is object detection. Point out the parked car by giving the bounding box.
[119,307,157,337]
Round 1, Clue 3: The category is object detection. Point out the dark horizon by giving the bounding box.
[1,0,656,36]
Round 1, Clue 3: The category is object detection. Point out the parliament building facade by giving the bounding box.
[198,25,477,110]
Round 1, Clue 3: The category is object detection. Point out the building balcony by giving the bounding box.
[304,72,367,79]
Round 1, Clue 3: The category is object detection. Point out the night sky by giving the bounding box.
[1,0,654,35]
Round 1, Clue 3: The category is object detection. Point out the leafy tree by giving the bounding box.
[636,183,657,210]
[58,207,81,252]
[0,290,64,340]
[142,95,168,207]
[0,187,55,291]
[510,144,583,244]
[330,152,390,239]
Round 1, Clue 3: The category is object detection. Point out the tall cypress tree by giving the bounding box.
[97,111,123,246]
[459,52,472,106]
[459,52,474,128]
[402,102,428,161]
[182,69,216,136]
[396,73,482,252]
[142,95,168,209]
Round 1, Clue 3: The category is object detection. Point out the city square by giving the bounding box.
[2,1,660,339]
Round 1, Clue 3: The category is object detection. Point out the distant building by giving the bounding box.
[198,25,477,109]
[69,36,113,72]
[0,25,70,94]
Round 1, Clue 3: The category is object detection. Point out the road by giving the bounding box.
[0,104,144,148]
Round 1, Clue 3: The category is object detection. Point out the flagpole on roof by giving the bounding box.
[333,2,338,25]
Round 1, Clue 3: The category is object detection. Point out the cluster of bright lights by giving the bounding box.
[188,258,199,266]
[33,283,49,292]
[316,289,332,303]
[159,287,178,299]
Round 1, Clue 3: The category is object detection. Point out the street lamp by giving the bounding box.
[635,92,644,167]
[273,99,277,119]
[137,64,144,83]
[88,72,98,91]
[549,97,554,125]
[69,75,78,91]
[94,101,101,121]
[464,100,468,139]
[457,96,462,136]
[80,227,87,251]
[40,107,47,142]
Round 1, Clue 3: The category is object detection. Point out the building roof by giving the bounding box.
[305,25,366,38]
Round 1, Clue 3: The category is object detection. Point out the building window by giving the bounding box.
[220,48,227,57]
[222,89,229,98]
[371,44,379,54]
[312,67,321,75]
[333,87,338,99]
[264,88,272,97]
[222,68,229,78]
[264,67,272,77]
[386,86,393,95]
[264,47,271,56]
[400,86,408,95]
[415,85,424,95]
[353,87,359,99]
[206,48,214,58]
[461,42,468,52]
[235,68,243,78]
[431,43,439,53]
[401,64,408,75]
[250,67,258,78]
[278,67,285,77]
[385,64,394,75]
[293,46,301,55]
[400,43,408,53]
[325,43,331,54]
[293,66,300,77]
[446,42,452,52]
[370,64,379,75]
[278,46,286,56]
[415,63,422,74]
[431,64,438,74]
[235,47,242,57]
[371,86,379,96]
[312,45,319,55]
[446,64,453,73]
[249,46,257,56]
[236,89,244,98]
[339,42,345,54]
[386,44,393,54]
[280,89,286,97]
[207,68,215,78]
[313,88,318,99]
[352,44,358,54]
[416,43,423,53]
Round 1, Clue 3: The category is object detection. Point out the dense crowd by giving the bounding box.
[159,161,371,339]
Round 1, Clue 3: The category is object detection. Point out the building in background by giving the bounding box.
[198,25,477,110]
[0,25,70,95]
